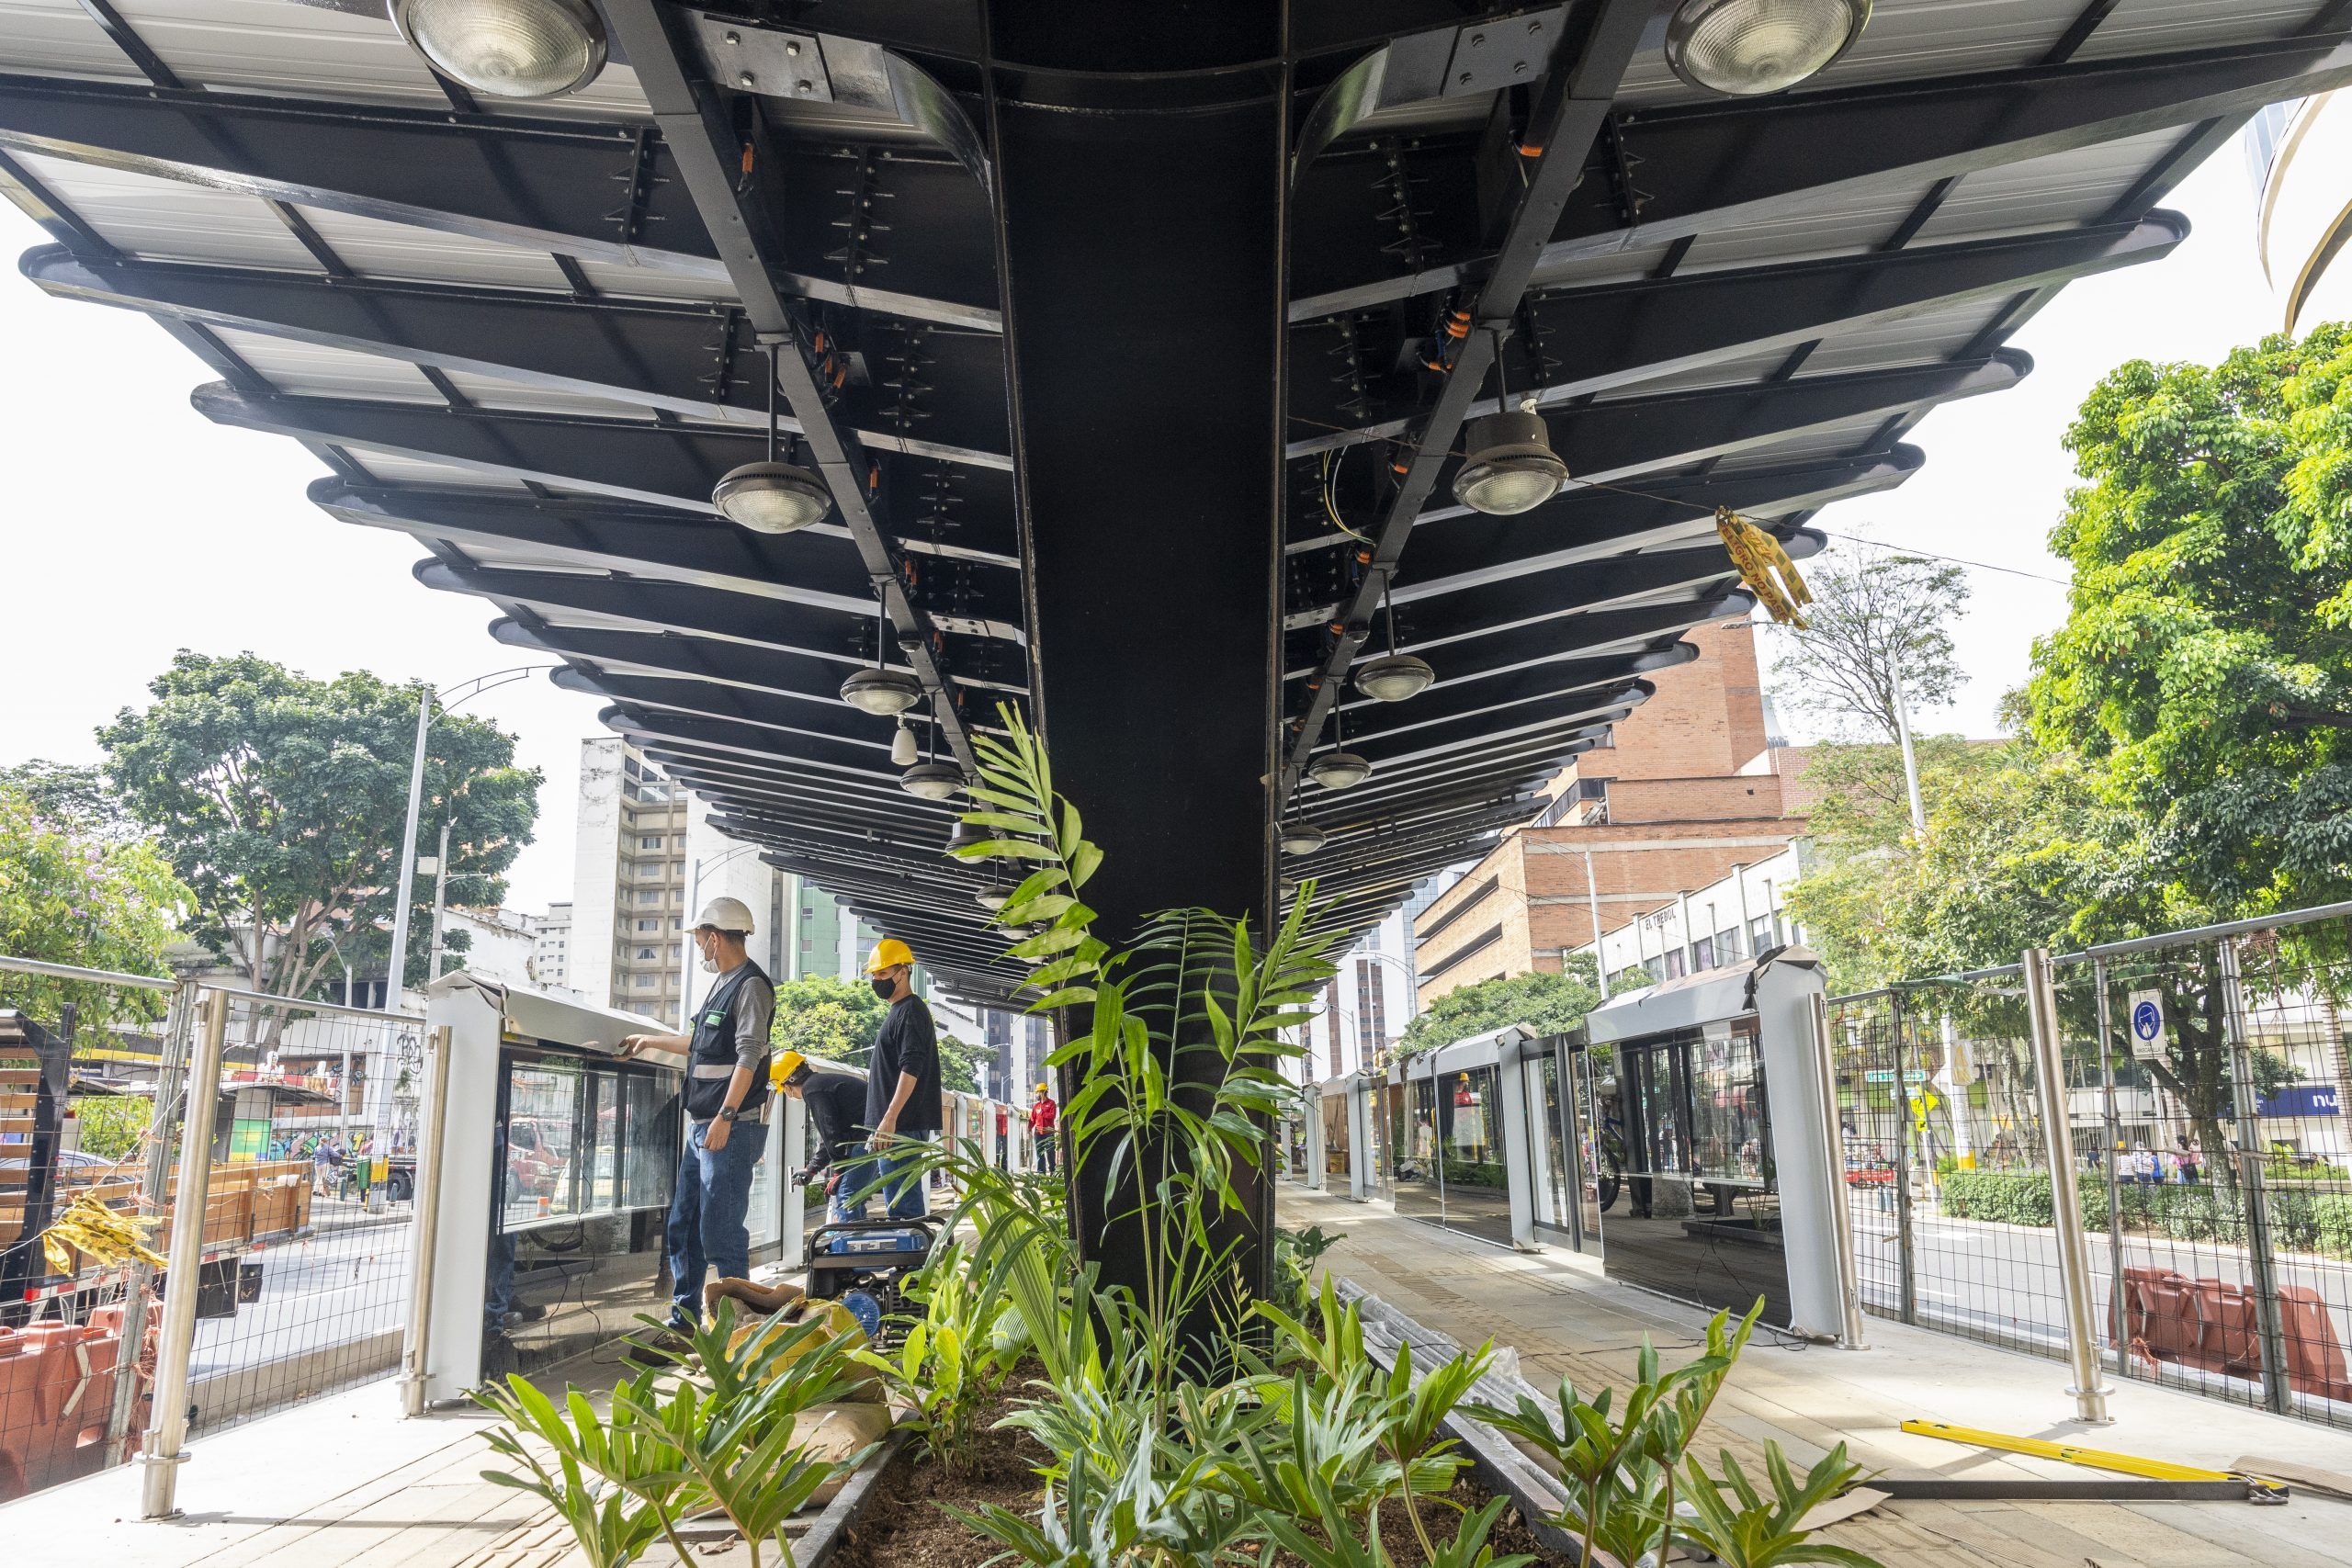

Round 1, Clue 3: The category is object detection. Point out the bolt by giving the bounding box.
[797,78,815,95]
[1459,71,1474,84]
[1513,60,1528,75]
[1529,17,1543,32]
[738,70,754,87]
[786,39,801,56]
[1469,31,1485,46]
[724,29,739,44]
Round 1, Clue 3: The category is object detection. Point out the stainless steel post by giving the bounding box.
[386,694,432,1018]
[2023,946,2113,1425]
[2221,937,2294,1415]
[106,976,196,1458]
[141,990,232,1517]
[2092,958,2130,1379]
[1808,992,1866,1348]
[401,1024,455,1416]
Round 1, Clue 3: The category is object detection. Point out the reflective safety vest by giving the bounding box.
[684,960,771,1122]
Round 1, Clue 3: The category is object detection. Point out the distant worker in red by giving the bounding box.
[1030,1081,1058,1175]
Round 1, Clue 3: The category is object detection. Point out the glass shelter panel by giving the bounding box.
[1439,1064,1512,1246]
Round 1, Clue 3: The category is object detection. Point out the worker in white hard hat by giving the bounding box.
[613,894,775,1332]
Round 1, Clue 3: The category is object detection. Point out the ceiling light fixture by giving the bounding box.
[712,339,831,534]
[842,599,923,716]
[890,717,920,768]
[1663,0,1871,96]
[1280,821,1328,855]
[974,881,1015,911]
[1453,330,1567,514]
[946,818,988,855]
[1354,575,1435,702]
[391,0,608,101]
[900,699,963,799]
[1307,706,1373,792]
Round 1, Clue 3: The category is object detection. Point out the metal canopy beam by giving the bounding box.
[488,618,1026,710]
[1287,34,2352,316]
[598,0,986,774]
[193,384,1023,577]
[1281,0,1673,800]
[0,72,1001,330]
[27,249,1011,467]
[1295,218,2178,439]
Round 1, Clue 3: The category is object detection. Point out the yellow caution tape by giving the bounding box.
[1715,507,1814,626]
[1900,1420,2282,1486]
[40,1193,165,1275]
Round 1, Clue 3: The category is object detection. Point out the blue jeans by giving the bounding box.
[835,1134,932,1221]
[666,1116,769,1322]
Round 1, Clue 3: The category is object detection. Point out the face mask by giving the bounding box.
[697,934,718,974]
[869,974,897,1000]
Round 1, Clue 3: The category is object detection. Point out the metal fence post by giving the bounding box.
[2220,936,2295,1415]
[1807,993,1866,1348]
[401,1024,455,1417]
[2091,958,2130,1379]
[2023,947,2113,1425]
[106,976,196,1458]
[141,988,230,1517]
[1889,991,1918,1325]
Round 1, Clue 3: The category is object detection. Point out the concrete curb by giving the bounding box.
[797,1427,910,1568]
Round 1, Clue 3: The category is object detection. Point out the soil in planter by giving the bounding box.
[831,1386,1572,1568]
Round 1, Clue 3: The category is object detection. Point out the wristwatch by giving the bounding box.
[718,1105,740,1122]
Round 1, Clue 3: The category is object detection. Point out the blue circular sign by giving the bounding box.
[2132,999,2162,1042]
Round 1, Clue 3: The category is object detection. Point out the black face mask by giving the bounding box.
[870,974,898,1000]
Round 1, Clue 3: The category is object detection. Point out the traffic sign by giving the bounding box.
[1863,1068,1929,1085]
[2127,989,2166,1061]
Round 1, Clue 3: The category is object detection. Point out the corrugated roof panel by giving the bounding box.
[567,258,738,303]
[11,150,318,268]
[288,203,572,289]
[0,0,143,81]
[1706,412,1898,473]
[1584,341,1796,397]
[1674,181,1935,274]
[102,0,449,107]
[1531,243,1679,290]
[344,446,530,487]
[1801,297,2004,373]
[208,326,445,401]
[2075,0,2331,60]
[1616,0,2076,108]
[433,368,665,420]
[1908,126,2190,243]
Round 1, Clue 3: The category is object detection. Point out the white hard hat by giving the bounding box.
[694,896,756,934]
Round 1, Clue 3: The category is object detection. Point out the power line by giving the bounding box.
[1793,529,2073,587]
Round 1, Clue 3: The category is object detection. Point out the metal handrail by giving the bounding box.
[2051,897,2352,965]
[0,952,178,991]
[201,982,414,1025]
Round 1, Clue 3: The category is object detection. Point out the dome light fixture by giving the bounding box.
[391,0,607,100]
[974,881,1016,911]
[1308,750,1373,791]
[1663,0,1871,96]
[713,340,831,533]
[1354,575,1435,702]
[901,761,964,800]
[842,664,922,716]
[946,818,989,856]
[1279,821,1328,855]
[890,716,920,768]
[1453,408,1568,514]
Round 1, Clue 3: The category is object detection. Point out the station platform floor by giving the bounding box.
[13,1193,2352,1566]
[1283,1187,2352,1567]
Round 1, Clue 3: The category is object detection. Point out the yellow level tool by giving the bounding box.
[1900,1420,2281,1487]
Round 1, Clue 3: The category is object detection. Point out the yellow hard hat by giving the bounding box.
[773,1050,809,1089]
[865,936,915,975]
[1035,1082,1049,1094]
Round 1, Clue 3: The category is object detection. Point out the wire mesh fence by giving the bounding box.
[1827,903,2352,1429]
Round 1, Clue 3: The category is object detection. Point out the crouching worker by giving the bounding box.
[775,1050,870,1222]
[614,896,775,1336]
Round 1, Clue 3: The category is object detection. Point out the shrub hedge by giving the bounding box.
[1932,1169,2352,1259]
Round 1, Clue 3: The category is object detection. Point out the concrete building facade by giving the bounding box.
[532,902,571,993]
[569,738,691,1026]
[1412,622,1807,1005]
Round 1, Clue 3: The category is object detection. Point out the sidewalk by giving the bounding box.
[1285,1187,2352,1568]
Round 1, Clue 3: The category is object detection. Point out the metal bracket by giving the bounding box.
[688,13,832,100]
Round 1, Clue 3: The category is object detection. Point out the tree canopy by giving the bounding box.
[2028,323,2352,918]
[0,781,186,1031]
[1399,961,1598,1057]
[1770,543,1970,743]
[97,651,540,1006]
[770,972,888,1065]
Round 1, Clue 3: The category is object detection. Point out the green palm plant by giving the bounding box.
[1678,1443,1878,1568]
[475,1367,689,1568]
[856,1239,1019,1473]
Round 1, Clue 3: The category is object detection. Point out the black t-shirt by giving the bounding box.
[867,994,943,1134]
[801,1072,867,1173]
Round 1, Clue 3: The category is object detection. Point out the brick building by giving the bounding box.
[1411,621,1807,1004]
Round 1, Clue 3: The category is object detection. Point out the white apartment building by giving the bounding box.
[533,901,572,992]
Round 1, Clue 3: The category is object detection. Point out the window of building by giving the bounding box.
[637,919,657,931]
[637,947,655,961]
[635,974,655,988]
[670,917,683,931]
[801,937,814,952]
[638,889,660,905]
[1663,948,1687,979]
[639,835,663,850]
[1692,935,1715,971]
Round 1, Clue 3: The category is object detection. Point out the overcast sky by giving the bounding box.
[0,138,2284,913]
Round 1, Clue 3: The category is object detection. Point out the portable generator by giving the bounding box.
[802,1215,939,1346]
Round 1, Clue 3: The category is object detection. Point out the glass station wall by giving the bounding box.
[487,1049,680,1382]
[1320,1088,1351,1187]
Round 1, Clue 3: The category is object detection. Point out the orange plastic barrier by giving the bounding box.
[0,1303,153,1502]
[2113,1264,2352,1402]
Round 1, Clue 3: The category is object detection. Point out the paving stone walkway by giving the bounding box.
[1287,1186,2352,1567]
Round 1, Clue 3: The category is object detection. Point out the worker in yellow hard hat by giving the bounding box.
[856,936,938,1219]
[1030,1078,1059,1176]
[773,1051,867,1222]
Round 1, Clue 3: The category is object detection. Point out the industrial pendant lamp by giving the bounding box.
[899,703,965,800]
[1307,707,1374,792]
[842,600,923,716]
[946,818,989,855]
[1453,330,1567,515]
[1354,577,1435,702]
[974,881,1016,911]
[712,341,831,534]
[890,718,921,769]
[1279,821,1328,855]
[391,0,607,100]
[1663,0,1871,96]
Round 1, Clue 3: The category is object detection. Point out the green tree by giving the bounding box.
[1399,961,1598,1057]
[0,760,138,840]
[2029,323,2352,916]
[0,782,187,1030]
[97,652,540,1015]
[1770,543,1970,744]
[936,1032,989,1095]
[769,973,888,1065]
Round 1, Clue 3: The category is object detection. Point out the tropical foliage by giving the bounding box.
[0,779,185,1029]
[1399,964,1599,1058]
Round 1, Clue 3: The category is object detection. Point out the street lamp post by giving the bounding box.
[385,666,553,1018]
